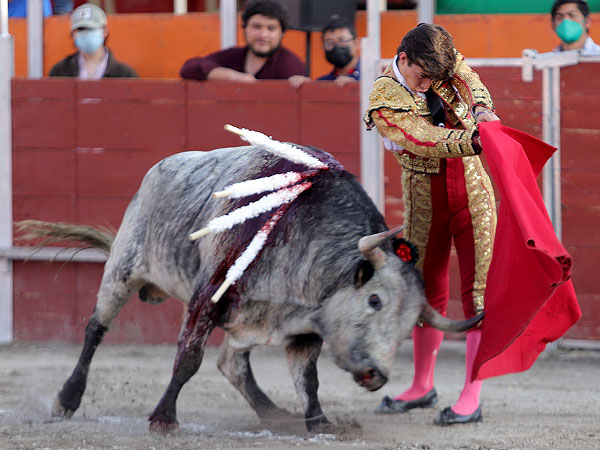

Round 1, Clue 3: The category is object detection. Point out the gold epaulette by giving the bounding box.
[364,73,418,126]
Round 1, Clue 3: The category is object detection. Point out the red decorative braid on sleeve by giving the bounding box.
[376,110,437,148]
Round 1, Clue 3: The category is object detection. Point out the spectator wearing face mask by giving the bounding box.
[551,0,600,55]
[49,3,137,79]
[317,16,360,85]
[288,15,359,88]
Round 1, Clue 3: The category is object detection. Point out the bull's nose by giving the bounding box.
[353,367,388,391]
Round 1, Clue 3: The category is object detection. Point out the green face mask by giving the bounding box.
[556,19,584,44]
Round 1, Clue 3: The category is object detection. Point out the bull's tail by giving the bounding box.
[420,303,484,332]
[14,220,115,255]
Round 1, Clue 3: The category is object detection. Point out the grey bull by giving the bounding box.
[19,144,482,433]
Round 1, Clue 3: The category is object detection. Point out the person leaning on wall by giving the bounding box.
[49,3,137,79]
[551,0,600,55]
[288,15,360,88]
[180,0,305,84]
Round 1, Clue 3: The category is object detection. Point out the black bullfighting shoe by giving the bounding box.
[374,388,438,414]
[433,406,483,426]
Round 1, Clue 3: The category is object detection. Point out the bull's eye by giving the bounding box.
[368,294,382,311]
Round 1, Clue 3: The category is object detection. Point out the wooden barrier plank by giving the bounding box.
[566,245,600,296]
[299,100,360,155]
[561,170,600,208]
[561,130,600,169]
[76,198,131,229]
[13,149,76,197]
[77,98,187,151]
[561,63,600,93]
[562,206,600,247]
[564,293,600,340]
[478,68,542,100]
[11,98,75,148]
[187,82,301,150]
[77,148,170,198]
[13,196,77,223]
[13,263,78,341]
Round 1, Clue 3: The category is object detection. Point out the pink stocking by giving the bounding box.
[452,329,483,415]
[394,326,444,401]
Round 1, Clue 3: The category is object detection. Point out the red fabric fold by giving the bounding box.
[472,121,581,381]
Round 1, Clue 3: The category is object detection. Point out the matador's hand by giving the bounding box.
[474,107,500,124]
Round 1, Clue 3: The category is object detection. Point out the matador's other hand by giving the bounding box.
[474,107,500,124]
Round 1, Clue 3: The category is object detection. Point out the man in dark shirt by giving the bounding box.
[180,0,305,83]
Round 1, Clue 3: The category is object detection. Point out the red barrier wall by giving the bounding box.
[11,66,600,344]
[11,78,361,345]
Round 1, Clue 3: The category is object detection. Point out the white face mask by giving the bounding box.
[74,28,104,54]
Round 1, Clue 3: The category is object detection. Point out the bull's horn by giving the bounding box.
[420,303,484,332]
[358,225,405,270]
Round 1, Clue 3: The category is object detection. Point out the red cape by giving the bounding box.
[472,121,581,381]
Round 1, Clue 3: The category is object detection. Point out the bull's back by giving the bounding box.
[112,147,272,300]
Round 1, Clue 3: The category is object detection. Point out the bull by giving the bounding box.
[19,142,482,433]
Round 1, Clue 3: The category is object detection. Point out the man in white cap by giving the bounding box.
[49,3,137,79]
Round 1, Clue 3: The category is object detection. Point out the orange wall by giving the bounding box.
[8,11,600,79]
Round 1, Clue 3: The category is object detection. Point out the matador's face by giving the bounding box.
[396,52,432,93]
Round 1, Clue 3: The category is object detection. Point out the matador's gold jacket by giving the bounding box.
[364,52,497,314]
[364,51,495,175]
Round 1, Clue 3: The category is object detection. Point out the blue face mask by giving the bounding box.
[556,19,584,44]
[74,28,105,54]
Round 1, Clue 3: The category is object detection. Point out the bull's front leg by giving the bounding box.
[149,293,218,433]
[285,334,330,433]
[217,340,293,421]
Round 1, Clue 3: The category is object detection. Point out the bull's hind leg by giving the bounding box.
[52,258,142,419]
[286,334,330,433]
[149,291,219,432]
[217,339,292,421]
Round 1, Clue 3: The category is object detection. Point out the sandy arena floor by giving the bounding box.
[0,340,599,450]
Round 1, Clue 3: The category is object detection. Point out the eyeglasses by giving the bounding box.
[323,37,355,50]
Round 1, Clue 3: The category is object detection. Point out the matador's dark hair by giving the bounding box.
[396,23,456,82]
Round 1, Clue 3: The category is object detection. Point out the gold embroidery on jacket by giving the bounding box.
[394,152,440,174]
[463,157,497,313]
[402,170,432,274]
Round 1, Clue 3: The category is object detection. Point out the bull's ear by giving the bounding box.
[355,259,375,288]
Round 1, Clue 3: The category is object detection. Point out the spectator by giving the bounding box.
[8,0,52,17]
[180,0,305,83]
[288,15,359,88]
[49,3,137,79]
[551,0,600,55]
[317,16,360,85]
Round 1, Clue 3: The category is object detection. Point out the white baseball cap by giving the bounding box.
[71,3,107,31]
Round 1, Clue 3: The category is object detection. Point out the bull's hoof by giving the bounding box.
[51,396,75,419]
[306,416,331,434]
[149,420,179,433]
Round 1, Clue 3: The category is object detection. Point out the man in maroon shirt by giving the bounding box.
[180,0,305,83]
